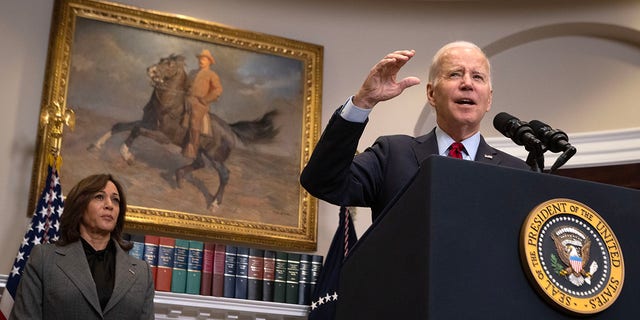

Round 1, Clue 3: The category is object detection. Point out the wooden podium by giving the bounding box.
[336,156,639,319]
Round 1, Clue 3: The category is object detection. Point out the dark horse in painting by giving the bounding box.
[89,54,278,210]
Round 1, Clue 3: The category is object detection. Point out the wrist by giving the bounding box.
[353,92,376,110]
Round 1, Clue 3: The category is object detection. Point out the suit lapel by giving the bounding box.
[103,240,137,314]
[412,129,439,165]
[475,136,501,165]
[56,241,103,315]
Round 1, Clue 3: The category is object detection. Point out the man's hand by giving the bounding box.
[353,50,421,109]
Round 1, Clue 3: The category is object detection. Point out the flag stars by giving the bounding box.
[44,192,53,204]
[311,291,339,310]
[21,236,30,248]
[50,190,60,202]
[31,236,42,246]
[4,166,63,314]
[39,207,49,218]
[10,265,21,277]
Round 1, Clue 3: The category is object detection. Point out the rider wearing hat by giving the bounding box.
[182,49,223,159]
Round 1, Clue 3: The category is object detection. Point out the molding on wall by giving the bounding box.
[486,127,640,169]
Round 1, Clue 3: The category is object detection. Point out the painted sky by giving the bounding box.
[68,17,303,122]
[66,17,307,157]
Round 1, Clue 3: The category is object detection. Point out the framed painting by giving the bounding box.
[29,0,322,250]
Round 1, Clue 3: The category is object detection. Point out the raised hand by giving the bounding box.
[353,50,421,109]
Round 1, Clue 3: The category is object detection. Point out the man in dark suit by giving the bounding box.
[300,41,530,222]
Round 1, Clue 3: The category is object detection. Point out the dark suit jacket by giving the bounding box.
[10,239,155,320]
[300,109,531,221]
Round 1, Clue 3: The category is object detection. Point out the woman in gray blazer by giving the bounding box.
[10,174,155,320]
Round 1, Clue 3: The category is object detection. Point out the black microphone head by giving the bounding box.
[493,112,542,154]
[529,120,550,133]
[530,119,571,153]
[493,112,518,137]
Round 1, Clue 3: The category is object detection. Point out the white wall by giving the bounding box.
[2,0,640,271]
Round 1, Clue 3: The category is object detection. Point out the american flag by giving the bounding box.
[308,206,358,320]
[0,163,64,320]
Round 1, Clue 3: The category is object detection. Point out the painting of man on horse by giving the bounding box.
[88,52,279,210]
[60,17,307,226]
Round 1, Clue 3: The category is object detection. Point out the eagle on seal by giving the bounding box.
[551,228,592,278]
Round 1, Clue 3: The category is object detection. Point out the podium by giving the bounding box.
[336,156,639,319]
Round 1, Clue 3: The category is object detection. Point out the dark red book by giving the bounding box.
[142,235,160,284]
[155,237,175,292]
[200,242,215,295]
[212,244,226,297]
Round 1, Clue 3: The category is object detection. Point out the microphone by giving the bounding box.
[529,120,573,153]
[529,120,577,171]
[493,112,542,153]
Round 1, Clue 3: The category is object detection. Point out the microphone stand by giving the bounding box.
[525,143,545,173]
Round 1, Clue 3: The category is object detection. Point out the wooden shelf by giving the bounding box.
[1,275,309,320]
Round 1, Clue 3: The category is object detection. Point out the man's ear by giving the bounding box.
[426,83,435,106]
[486,89,493,112]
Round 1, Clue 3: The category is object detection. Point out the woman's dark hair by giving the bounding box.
[57,174,132,251]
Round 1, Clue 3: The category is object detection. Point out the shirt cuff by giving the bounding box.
[339,96,371,123]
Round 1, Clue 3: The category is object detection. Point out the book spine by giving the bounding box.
[262,250,276,302]
[128,234,145,260]
[186,240,204,294]
[200,242,215,296]
[247,248,264,301]
[285,253,300,304]
[171,239,189,293]
[310,254,324,298]
[223,246,237,298]
[297,254,312,305]
[273,251,288,303]
[155,237,175,292]
[212,244,226,297]
[143,235,160,283]
[234,246,249,299]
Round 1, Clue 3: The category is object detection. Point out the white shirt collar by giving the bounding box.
[435,126,481,161]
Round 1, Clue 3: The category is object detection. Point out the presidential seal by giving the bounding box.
[520,198,624,315]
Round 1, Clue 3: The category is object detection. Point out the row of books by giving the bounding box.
[125,234,323,305]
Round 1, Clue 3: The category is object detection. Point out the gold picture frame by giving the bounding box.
[29,0,322,251]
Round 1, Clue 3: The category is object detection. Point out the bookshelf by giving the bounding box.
[1,274,309,320]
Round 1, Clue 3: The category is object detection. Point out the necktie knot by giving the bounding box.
[448,142,465,159]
